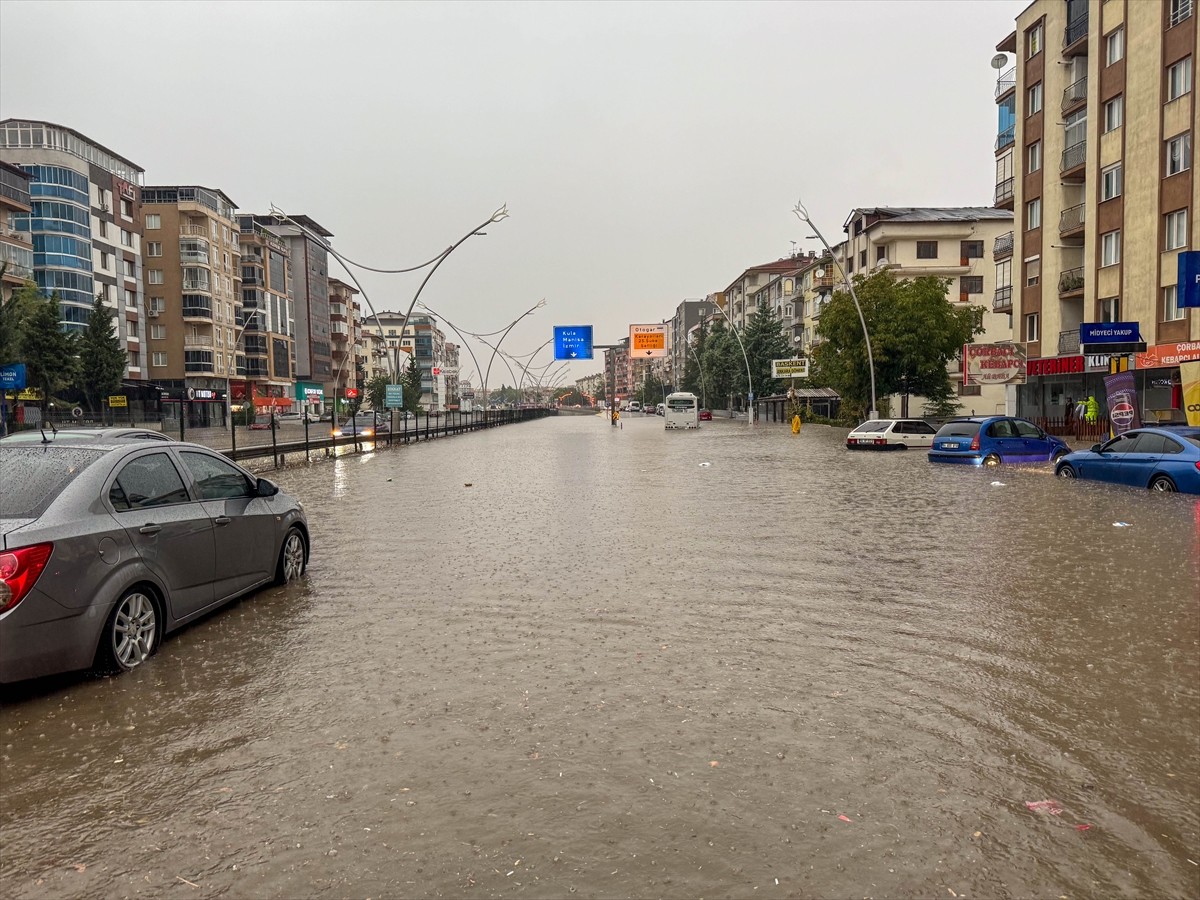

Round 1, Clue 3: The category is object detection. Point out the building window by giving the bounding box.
[150,324,166,340]
[120,229,132,247]
[1167,57,1193,102]
[145,214,160,230]
[961,276,983,294]
[916,241,938,259]
[152,352,167,367]
[1025,312,1040,342]
[99,251,111,270]
[1165,209,1188,251]
[847,257,854,273]
[1025,257,1041,287]
[1099,297,1120,323]
[1103,95,1123,132]
[120,199,132,219]
[125,288,136,307]
[1105,27,1124,65]
[961,240,984,259]
[1027,22,1043,58]
[98,220,108,239]
[1101,163,1123,200]
[148,269,164,284]
[128,319,139,338]
[148,297,165,313]
[1170,0,1193,28]
[1026,198,1041,230]
[123,260,135,278]
[996,259,1012,288]
[1027,82,1043,115]
[1166,133,1192,175]
[1028,141,1042,173]
[147,241,161,257]
[1164,285,1184,321]
[1101,230,1121,266]
[876,245,887,262]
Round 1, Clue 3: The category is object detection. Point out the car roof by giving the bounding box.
[1132,425,1200,437]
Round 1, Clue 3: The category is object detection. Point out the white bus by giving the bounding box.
[664,392,700,430]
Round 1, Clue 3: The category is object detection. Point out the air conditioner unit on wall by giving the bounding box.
[148,310,160,317]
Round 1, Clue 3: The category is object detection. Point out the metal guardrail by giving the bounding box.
[996,125,1015,151]
[1062,140,1086,172]
[995,68,1016,98]
[1059,267,1084,294]
[1058,329,1080,355]
[1062,76,1088,112]
[993,231,1014,257]
[993,285,1013,310]
[1169,0,1192,28]
[1059,203,1085,233]
[995,177,1014,205]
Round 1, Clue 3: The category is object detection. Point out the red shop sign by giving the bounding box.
[1026,356,1084,377]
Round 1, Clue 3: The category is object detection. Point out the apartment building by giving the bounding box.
[0,119,146,379]
[995,0,1197,421]
[749,251,822,350]
[140,186,241,427]
[236,217,296,417]
[328,277,359,404]
[369,310,448,409]
[603,338,632,402]
[669,298,719,388]
[443,342,460,406]
[722,259,805,331]
[839,206,1015,415]
[0,162,32,303]
[246,214,335,404]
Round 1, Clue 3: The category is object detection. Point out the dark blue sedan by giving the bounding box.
[928,416,1071,467]
[1055,426,1200,494]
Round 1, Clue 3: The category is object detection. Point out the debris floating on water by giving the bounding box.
[1112,522,1132,527]
[1024,799,1063,815]
[699,462,711,467]
[990,481,1006,487]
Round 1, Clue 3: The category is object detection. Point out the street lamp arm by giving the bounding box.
[411,302,487,404]
[792,197,878,419]
[482,299,545,404]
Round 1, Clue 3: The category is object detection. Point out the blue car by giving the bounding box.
[928,416,1071,467]
[1054,426,1200,494]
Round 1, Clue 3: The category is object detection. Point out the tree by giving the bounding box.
[741,303,792,401]
[701,320,740,410]
[680,321,708,401]
[21,294,78,412]
[402,353,422,413]
[811,271,983,420]
[77,295,127,413]
[0,276,39,366]
[365,373,391,412]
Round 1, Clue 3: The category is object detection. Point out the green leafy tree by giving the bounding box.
[0,276,40,366]
[680,321,708,402]
[812,271,983,420]
[77,295,127,413]
[701,320,740,410]
[402,353,422,413]
[365,373,390,412]
[21,294,78,411]
[741,303,792,401]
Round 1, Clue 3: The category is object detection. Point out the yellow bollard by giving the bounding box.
[791,414,802,434]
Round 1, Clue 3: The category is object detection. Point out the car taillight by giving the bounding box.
[969,434,980,451]
[875,439,887,446]
[0,543,53,614]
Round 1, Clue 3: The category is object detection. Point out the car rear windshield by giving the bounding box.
[935,421,981,438]
[851,421,890,433]
[0,447,105,518]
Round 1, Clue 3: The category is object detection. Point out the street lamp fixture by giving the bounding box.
[793,197,878,420]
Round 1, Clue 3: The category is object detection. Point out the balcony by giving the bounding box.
[1063,15,1088,56]
[1061,141,1087,178]
[1,261,33,281]
[994,177,1015,207]
[810,274,836,289]
[1169,0,1192,28]
[179,224,207,238]
[994,67,1015,99]
[1059,203,1085,236]
[179,251,210,265]
[242,360,269,379]
[996,125,1015,151]
[1059,267,1085,296]
[182,297,213,320]
[241,272,264,287]
[993,231,1014,259]
[1062,76,1088,114]
[183,333,213,348]
[1058,329,1081,356]
[993,285,1013,312]
[184,351,214,374]
[182,277,211,293]
[243,335,268,356]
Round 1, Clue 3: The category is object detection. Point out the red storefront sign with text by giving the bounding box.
[1026,356,1084,377]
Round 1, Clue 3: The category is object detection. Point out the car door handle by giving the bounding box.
[214,516,232,526]
[138,524,162,535]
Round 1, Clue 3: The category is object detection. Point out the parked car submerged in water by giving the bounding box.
[0,440,309,683]
[928,416,1070,467]
[1055,426,1200,494]
[846,418,938,450]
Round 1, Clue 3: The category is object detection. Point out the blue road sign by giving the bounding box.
[553,326,594,360]
[385,383,404,408]
[1180,250,1200,308]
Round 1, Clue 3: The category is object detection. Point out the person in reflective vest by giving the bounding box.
[1085,395,1099,425]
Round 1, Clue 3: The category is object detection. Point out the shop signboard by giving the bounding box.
[1026,355,1084,377]
[1103,371,1140,437]
[1134,341,1200,369]
[963,342,1027,385]
[0,363,26,391]
[1179,251,1200,308]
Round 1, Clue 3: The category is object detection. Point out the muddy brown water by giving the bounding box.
[2,415,1198,899]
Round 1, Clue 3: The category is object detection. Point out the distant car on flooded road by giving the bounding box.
[0,440,309,684]
[929,416,1069,467]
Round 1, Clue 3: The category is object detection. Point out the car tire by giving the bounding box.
[1057,464,1076,479]
[1052,449,1069,462]
[983,453,1001,467]
[1149,475,1177,493]
[274,527,307,585]
[96,588,160,675]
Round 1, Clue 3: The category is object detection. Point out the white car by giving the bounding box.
[846,418,938,450]
[277,412,320,424]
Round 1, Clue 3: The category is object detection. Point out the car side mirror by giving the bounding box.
[1090,443,1102,453]
[256,477,280,497]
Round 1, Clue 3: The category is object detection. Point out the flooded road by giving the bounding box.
[2,414,1198,899]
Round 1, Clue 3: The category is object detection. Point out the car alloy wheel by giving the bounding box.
[1057,465,1076,479]
[275,528,307,584]
[110,590,158,672]
[983,454,1001,467]
[1150,476,1176,493]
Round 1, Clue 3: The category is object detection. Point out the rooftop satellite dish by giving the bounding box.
[990,53,1009,70]
[875,256,890,269]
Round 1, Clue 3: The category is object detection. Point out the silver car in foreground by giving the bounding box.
[0,440,308,684]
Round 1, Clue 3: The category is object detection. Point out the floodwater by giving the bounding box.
[2,414,1198,899]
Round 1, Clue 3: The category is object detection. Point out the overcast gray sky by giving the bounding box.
[1,0,1022,387]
